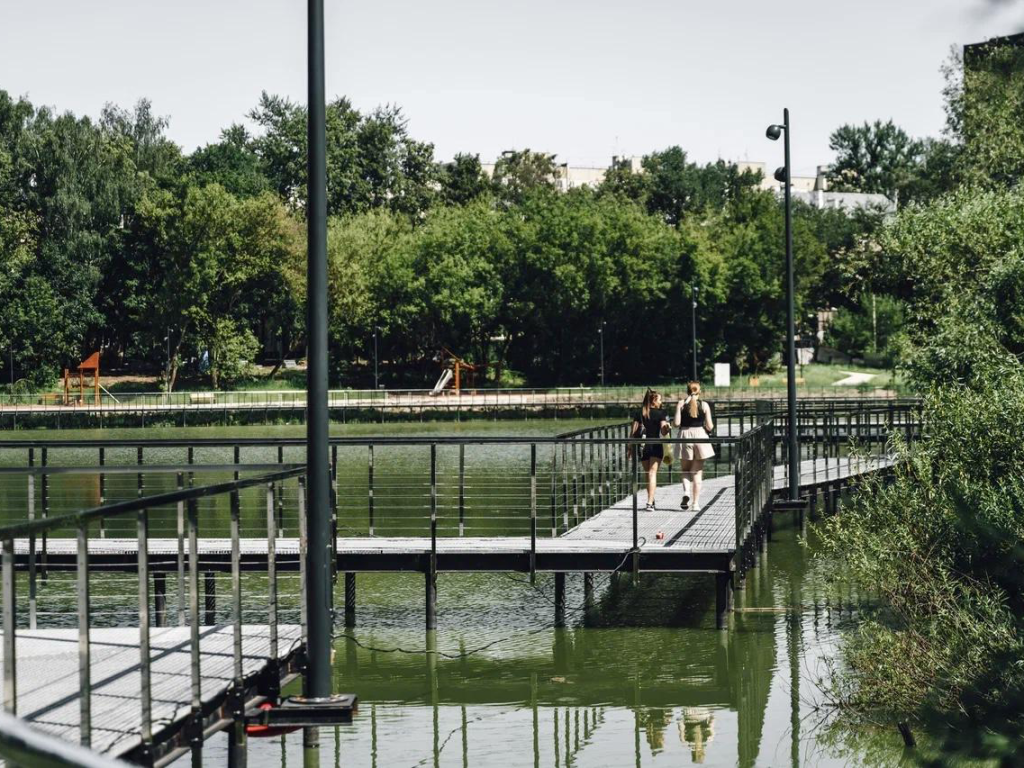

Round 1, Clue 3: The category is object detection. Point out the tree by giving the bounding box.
[603,147,762,225]
[826,120,923,203]
[129,184,301,389]
[491,149,556,204]
[248,93,438,218]
[947,42,1024,189]
[185,125,270,198]
[439,153,490,206]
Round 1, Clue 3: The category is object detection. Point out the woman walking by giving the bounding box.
[631,389,671,511]
[674,382,715,511]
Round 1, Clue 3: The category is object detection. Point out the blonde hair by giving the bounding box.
[687,382,701,418]
[642,388,661,420]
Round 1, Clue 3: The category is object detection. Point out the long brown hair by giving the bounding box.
[641,388,661,420]
[687,381,701,418]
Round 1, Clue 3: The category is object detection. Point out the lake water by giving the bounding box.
[0,420,903,766]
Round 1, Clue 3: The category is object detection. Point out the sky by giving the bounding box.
[1,0,1022,177]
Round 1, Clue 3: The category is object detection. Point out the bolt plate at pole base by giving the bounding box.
[245,695,357,727]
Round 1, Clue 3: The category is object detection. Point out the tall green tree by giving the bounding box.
[826,120,923,203]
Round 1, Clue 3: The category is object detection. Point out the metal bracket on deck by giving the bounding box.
[244,694,358,727]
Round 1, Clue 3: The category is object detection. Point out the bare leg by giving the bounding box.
[643,458,661,505]
[678,459,696,504]
[691,459,706,507]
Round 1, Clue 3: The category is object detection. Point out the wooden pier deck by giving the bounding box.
[0,624,302,760]
[10,455,892,575]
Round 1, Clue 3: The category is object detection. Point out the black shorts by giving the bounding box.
[641,443,664,461]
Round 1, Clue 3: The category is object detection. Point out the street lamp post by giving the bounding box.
[598,322,605,387]
[767,109,800,502]
[691,285,699,382]
[306,0,334,704]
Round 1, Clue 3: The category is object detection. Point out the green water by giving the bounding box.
[0,421,905,766]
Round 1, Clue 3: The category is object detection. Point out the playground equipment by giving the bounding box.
[429,347,501,395]
[63,352,100,405]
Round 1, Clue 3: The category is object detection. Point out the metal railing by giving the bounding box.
[0,466,309,766]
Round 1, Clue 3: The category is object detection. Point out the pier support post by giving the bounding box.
[583,572,594,619]
[227,717,247,768]
[344,572,356,627]
[715,573,733,629]
[425,571,437,631]
[554,572,566,628]
[204,572,216,625]
[154,572,167,628]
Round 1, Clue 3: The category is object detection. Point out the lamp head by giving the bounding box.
[774,166,787,183]
[766,124,783,141]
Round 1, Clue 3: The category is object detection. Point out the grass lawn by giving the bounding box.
[739,363,898,390]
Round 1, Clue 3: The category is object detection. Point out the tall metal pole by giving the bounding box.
[783,108,799,501]
[691,285,698,381]
[306,0,333,701]
[598,324,605,387]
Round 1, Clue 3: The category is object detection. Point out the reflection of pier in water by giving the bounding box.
[336,566,778,767]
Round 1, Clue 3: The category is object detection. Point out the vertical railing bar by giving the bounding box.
[266,482,278,660]
[177,472,186,626]
[458,445,466,537]
[187,492,202,766]
[3,538,16,715]
[368,445,375,537]
[230,489,243,685]
[298,477,308,642]
[27,474,36,630]
[77,521,91,747]
[138,507,152,751]
[430,444,437,573]
[530,444,537,583]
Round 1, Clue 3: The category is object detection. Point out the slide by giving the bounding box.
[430,368,453,396]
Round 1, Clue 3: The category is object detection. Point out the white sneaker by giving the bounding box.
[690,504,701,512]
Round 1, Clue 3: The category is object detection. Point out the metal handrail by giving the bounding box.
[0,710,129,767]
[0,465,311,765]
[0,467,305,540]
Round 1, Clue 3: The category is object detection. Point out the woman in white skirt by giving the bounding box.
[674,381,714,511]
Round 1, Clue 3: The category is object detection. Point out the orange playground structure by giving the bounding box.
[63,352,101,405]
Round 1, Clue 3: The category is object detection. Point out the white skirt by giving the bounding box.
[674,427,715,460]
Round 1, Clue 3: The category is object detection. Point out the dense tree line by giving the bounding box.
[4,67,975,390]
[818,40,1024,761]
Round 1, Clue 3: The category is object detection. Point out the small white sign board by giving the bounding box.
[713,363,731,387]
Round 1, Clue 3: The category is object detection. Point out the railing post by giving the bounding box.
[428,443,438,632]
[458,444,466,537]
[298,477,308,644]
[267,483,278,659]
[368,445,375,537]
[138,508,152,760]
[27,474,36,630]
[3,538,16,715]
[631,445,639,584]
[187,494,203,766]
[77,521,91,747]
[229,488,247,767]
[530,444,537,584]
[177,472,186,626]
[549,447,558,538]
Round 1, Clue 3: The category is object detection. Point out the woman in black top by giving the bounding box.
[630,389,671,511]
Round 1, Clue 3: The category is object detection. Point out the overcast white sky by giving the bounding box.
[1,0,1021,176]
